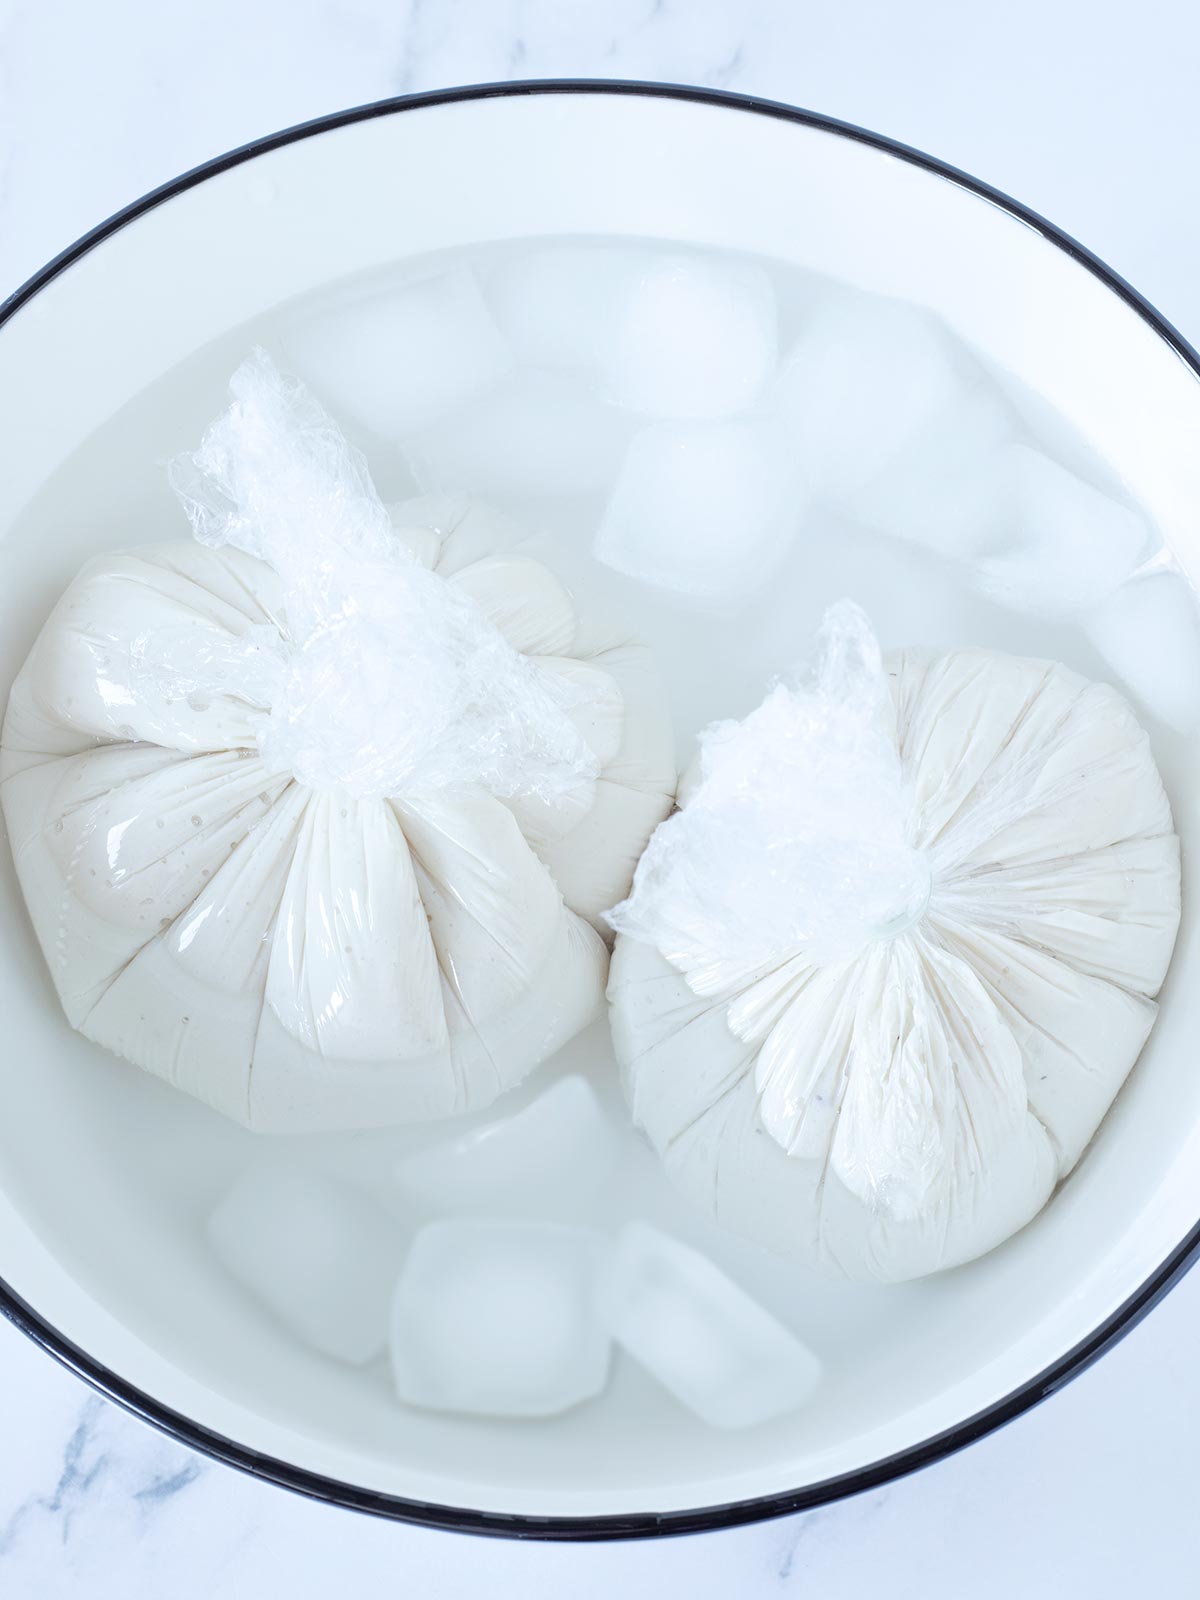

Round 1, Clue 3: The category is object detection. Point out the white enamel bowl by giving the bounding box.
[1,82,1198,1538]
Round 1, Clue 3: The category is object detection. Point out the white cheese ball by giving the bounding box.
[1,501,675,1132]
[609,647,1180,1282]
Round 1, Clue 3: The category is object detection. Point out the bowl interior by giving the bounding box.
[2,88,1199,1523]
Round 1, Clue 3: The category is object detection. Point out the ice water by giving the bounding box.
[604,1223,822,1429]
[391,1075,620,1222]
[6,224,1197,1454]
[270,233,1196,745]
[390,1220,611,1418]
[207,1167,403,1364]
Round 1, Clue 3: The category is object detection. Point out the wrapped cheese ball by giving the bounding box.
[1,352,675,1132]
[608,602,1180,1282]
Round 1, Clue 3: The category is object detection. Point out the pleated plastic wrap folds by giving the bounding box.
[1,353,675,1130]
[608,603,1180,1282]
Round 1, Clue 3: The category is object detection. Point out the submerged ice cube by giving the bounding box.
[405,368,634,499]
[281,267,512,439]
[594,418,797,607]
[390,1220,611,1418]
[487,246,779,421]
[971,447,1150,616]
[603,1224,821,1429]
[776,293,1012,558]
[393,1075,619,1220]
[846,389,1014,560]
[776,294,970,499]
[601,255,779,420]
[207,1167,402,1365]
[1084,569,1200,731]
[486,243,649,373]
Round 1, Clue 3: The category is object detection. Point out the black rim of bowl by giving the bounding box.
[2,77,1199,1543]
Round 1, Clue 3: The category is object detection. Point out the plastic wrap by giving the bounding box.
[608,604,1181,1280]
[166,351,596,803]
[0,354,676,1131]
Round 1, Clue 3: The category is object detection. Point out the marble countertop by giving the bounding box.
[3,1,1200,1593]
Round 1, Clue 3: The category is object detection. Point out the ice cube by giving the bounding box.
[775,293,1013,560]
[280,268,512,440]
[390,1220,611,1417]
[1084,569,1200,732]
[845,389,1015,560]
[971,447,1150,616]
[405,368,634,499]
[207,1167,402,1364]
[393,1075,619,1220]
[603,1223,821,1429]
[594,418,798,606]
[603,255,779,419]
[486,243,649,373]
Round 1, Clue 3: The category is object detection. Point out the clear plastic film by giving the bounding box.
[609,603,1180,1266]
[609,601,931,979]
[163,347,598,804]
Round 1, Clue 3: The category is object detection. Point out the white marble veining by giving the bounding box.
[2,1,1200,1594]
[6,1261,1200,1597]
